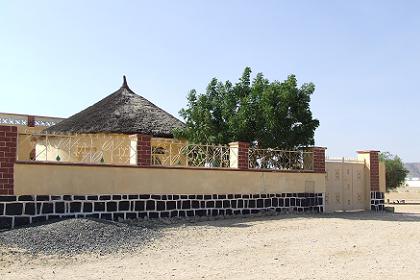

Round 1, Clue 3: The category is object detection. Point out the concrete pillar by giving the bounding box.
[27,116,35,127]
[129,135,138,165]
[0,126,17,195]
[137,134,152,167]
[357,150,380,191]
[229,141,249,169]
[308,147,326,173]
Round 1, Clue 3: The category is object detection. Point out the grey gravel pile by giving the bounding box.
[0,211,290,256]
[0,218,159,256]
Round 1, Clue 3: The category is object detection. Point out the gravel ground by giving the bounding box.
[0,214,261,256]
[0,211,279,256]
[0,218,160,256]
[1,210,420,279]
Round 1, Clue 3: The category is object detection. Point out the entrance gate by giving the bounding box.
[325,159,368,212]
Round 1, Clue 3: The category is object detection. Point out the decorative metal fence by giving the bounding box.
[0,112,63,127]
[16,130,316,170]
[248,148,314,171]
[34,117,62,127]
[18,132,137,165]
[151,143,233,168]
[0,113,28,126]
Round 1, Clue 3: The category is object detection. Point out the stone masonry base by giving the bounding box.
[0,193,324,229]
[370,191,385,211]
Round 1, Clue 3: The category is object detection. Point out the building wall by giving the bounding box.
[18,133,190,167]
[14,162,326,195]
[16,126,45,161]
[32,134,135,165]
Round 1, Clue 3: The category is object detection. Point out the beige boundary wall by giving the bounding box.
[379,161,386,193]
[14,162,326,195]
[325,159,386,212]
[325,161,369,212]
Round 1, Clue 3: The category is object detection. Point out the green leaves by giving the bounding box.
[175,67,320,149]
[380,152,409,191]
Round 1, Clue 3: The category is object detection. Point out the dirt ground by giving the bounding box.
[1,206,420,280]
[386,186,420,202]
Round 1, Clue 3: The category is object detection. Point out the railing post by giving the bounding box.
[27,115,35,127]
[307,146,327,173]
[0,125,17,195]
[129,135,138,165]
[137,134,152,167]
[229,141,249,169]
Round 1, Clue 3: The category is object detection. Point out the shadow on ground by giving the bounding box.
[167,210,420,229]
[2,210,419,235]
[1,210,419,256]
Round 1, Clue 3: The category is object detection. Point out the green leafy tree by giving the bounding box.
[379,152,409,191]
[174,67,320,149]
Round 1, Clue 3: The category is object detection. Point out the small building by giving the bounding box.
[29,77,186,165]
[45,76,184,137]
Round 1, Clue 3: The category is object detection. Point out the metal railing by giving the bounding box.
[34,116,62,127]
[16,130,317,171]
[0,113,28,126]
[0,112,63,127]
[248,148,314,171]
[151,143,233,168]
[18,131,137,165]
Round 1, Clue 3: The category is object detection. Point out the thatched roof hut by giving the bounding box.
[45,76,185,137]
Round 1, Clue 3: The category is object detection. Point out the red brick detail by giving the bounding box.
[137,134,152,167]
[310,147,326,173]
[357,150,380,191]
[27,115,35,127]
[369,151,380,191]
[236,142,250,169]
[0,126,17,194]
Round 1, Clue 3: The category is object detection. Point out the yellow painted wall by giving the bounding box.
[19,133,136,165]
[151,137,188,166]
[14,162,326,195]
[40,134,134,165]
[17,127,45,161]
[379,161,386,193]
[325,159,387,212]
[325,161,368,212]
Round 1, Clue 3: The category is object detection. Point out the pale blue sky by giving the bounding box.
[0,1,419,161]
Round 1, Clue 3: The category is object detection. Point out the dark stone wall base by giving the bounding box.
[370,191,385,211]
[0,193,324,229]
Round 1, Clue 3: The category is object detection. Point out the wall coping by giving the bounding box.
[15,161,325,174]
[228,141,250,146]
[357,150,380,154]
[0,111,65,120]
[307,146,327,150]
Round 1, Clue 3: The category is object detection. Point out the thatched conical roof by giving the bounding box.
[45,76,185,137]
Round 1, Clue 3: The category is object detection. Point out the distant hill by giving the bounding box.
[405,163,420,179]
